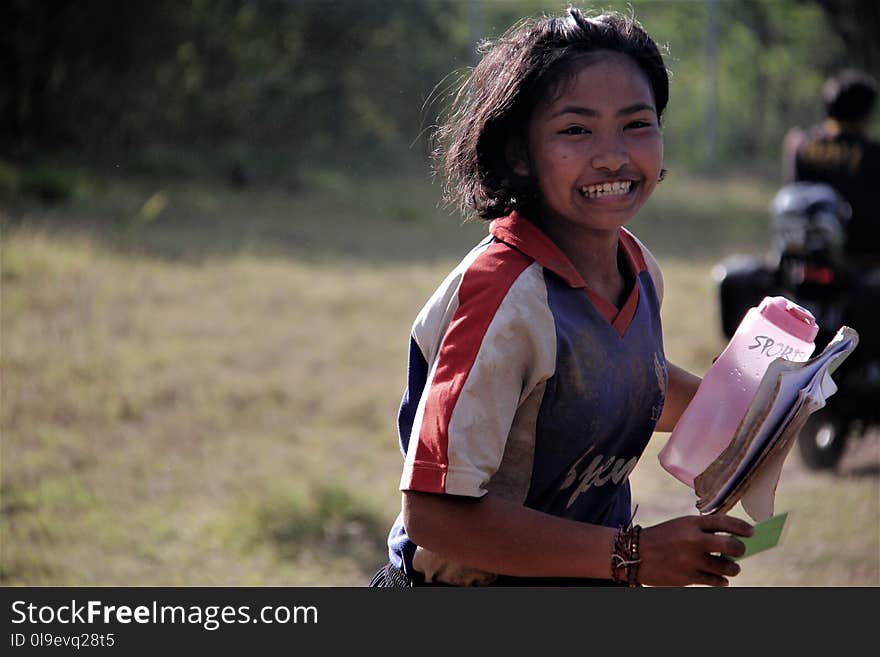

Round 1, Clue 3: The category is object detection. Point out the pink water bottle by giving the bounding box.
[659,296,819,488]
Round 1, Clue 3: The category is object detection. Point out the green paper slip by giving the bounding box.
[731,512,788,561]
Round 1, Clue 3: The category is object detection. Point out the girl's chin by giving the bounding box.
[537,195,645,229]
[573,191,643,220]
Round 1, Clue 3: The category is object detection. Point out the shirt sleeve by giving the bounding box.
[400,246,556,497]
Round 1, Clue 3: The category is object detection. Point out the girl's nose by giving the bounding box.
[590,135,629,172]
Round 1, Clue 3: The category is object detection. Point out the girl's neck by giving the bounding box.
[532,216,627,306]
[579,240,629,309]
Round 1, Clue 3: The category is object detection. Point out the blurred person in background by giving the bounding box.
[783,69,880,267]
[782,68,880,370]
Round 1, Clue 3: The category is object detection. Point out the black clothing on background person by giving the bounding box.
[791,123,880,262]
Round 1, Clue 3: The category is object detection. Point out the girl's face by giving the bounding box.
[518,51,663,235]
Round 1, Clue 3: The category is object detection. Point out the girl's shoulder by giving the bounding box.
[621,229,664,306]
[413,235,543,327]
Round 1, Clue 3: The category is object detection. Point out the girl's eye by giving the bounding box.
[560,126,590,135]
[626,120,654,130]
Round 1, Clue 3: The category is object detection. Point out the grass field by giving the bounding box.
[2,169,878,586]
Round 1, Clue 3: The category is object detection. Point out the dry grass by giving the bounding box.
[2,171,877,586]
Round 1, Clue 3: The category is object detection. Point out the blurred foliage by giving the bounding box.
[0,160,19,198]
[0,0,876,183]
[814,0,880,73]
[16,163,81,203]
[0,0,469,171]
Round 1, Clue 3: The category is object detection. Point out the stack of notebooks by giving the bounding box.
[693,326,859,522]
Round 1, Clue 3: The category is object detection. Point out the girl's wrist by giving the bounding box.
[610,524,642,587]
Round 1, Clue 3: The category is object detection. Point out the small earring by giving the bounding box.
[658,168,668,182]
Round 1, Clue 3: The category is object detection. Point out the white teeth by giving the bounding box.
[580,181,632,198]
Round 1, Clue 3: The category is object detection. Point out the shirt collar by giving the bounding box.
[489,212,645,288]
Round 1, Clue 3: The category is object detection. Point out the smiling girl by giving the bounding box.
[372,7,753,587]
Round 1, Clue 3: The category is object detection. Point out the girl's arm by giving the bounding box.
[654,360,701,433]
[632,238,700,434]
[403,489,752,586]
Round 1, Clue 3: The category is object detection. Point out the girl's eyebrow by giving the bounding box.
[551,102,656,118]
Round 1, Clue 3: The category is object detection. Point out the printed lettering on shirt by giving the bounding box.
[801,141,863,173]
[650,351,666,422]
[561,445,639,509]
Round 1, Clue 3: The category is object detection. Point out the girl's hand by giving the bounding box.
[638,514,754,587]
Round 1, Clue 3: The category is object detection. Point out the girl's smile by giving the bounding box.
[579,180,633,199]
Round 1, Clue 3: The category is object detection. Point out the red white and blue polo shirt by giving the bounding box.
[387,212,668,584]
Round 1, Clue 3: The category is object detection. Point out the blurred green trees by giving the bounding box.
[1,0,876,177]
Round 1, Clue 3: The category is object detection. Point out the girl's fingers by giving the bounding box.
[698,513,754,537]
[696,571,730,587]
[702,554,742,578]
[705,533,748,559]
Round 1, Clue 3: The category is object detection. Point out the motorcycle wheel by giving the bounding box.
[797,409,848,471]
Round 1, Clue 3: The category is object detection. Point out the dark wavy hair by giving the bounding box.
[434,7,669,221]
[822,69,877,122]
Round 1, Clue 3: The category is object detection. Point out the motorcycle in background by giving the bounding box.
[713,182,880,470]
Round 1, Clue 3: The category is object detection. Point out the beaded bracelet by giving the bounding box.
[611,524,642,587]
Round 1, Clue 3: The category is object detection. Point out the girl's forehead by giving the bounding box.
[541,51,654,108]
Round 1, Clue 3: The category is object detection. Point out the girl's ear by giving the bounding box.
[506,137,530,178]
